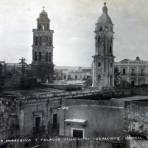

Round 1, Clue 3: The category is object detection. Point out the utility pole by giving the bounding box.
[19,58,27,76]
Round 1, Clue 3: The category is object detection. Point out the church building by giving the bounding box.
[32,8,54,83]
[92,3,114,89]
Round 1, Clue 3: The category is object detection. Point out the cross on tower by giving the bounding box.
[43,6,45,11]
[104,0,109,4]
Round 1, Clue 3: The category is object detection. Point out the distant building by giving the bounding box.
[115,56,148,86]
[92,3,114,89]
[32,8,54,83]
[55,67,91,81]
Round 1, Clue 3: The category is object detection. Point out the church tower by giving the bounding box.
[92,3,114,89]
[32,8,54,83]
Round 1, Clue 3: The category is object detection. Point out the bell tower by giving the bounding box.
[92,3,114,89]
[32,7,54,83]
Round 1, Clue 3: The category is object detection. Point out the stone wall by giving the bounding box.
[13,139,125,148]
[126,139,148,148]
[125,101,148,137]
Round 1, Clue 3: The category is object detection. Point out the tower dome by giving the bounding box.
[37,7,49,23]
[39,9,48,19]
[96,3,112,26]
[37,7,50,31]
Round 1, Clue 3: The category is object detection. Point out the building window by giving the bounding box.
[47,24,49,30]
[75,75,77,80]
[131,68,135,75]
[39,52,42,61]
[122,68,126,75]
[110,75,113,86]
[48,53,51,62]
[64,75,66,80]
[35,117,41,127]
[52,114,58,128]
[38,24,41,30]
[46,52,48,62]
[68,75,71,80]
[110,46,112,53]
[42,24,45,31]
[110,63,113,67]
[39,37,42,46]
[34,52,37,61]
[98,75,101,80]
[99,26,103,31]
[49,37,52,46]
[98,63,101,67]
[71,128,84,138]
[34,36,38,46]
[141,69,144,76]
[131,81,135,86]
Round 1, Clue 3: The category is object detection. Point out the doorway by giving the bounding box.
[35,117,41,127]
[72,129,84,138]
[131,81,135,87]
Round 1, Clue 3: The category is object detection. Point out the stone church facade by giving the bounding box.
[31,8,54,83]
[92,3,114,90]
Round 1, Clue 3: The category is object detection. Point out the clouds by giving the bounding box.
[0,0,148,66]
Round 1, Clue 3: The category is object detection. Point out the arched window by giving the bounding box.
[123,68,126,75]
[48,53,51,62]
[110,46,112,53]
[46,52,48,62]
[34,37,38,46]
[110,75,113,85]
[98,36,101,44]
[131,68,135,75]
[99,26,103,31]
[47,24,49,30]
[75,75,77,80]
[141,69,144,76]
[49,37,52,46]
[39,52,42,61]
[38,24,42,30]
[42,24,45,31]
[98,75,101,80]
[34,52,37,61]
[39,37,42,46]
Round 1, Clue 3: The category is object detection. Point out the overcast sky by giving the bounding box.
[0,0,148,67]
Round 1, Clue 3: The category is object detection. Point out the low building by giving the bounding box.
[54,66,91,81]
[115,57,148,86]
[58,99,124,138]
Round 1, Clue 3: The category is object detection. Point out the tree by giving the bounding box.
[114,67,121,87]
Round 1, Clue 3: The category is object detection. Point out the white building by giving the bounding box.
[115,57,148,86]
[55,66,91,81]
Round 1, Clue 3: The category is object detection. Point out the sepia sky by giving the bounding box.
[0,0,148,66]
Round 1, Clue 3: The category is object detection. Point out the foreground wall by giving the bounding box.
[59,99,125,138]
